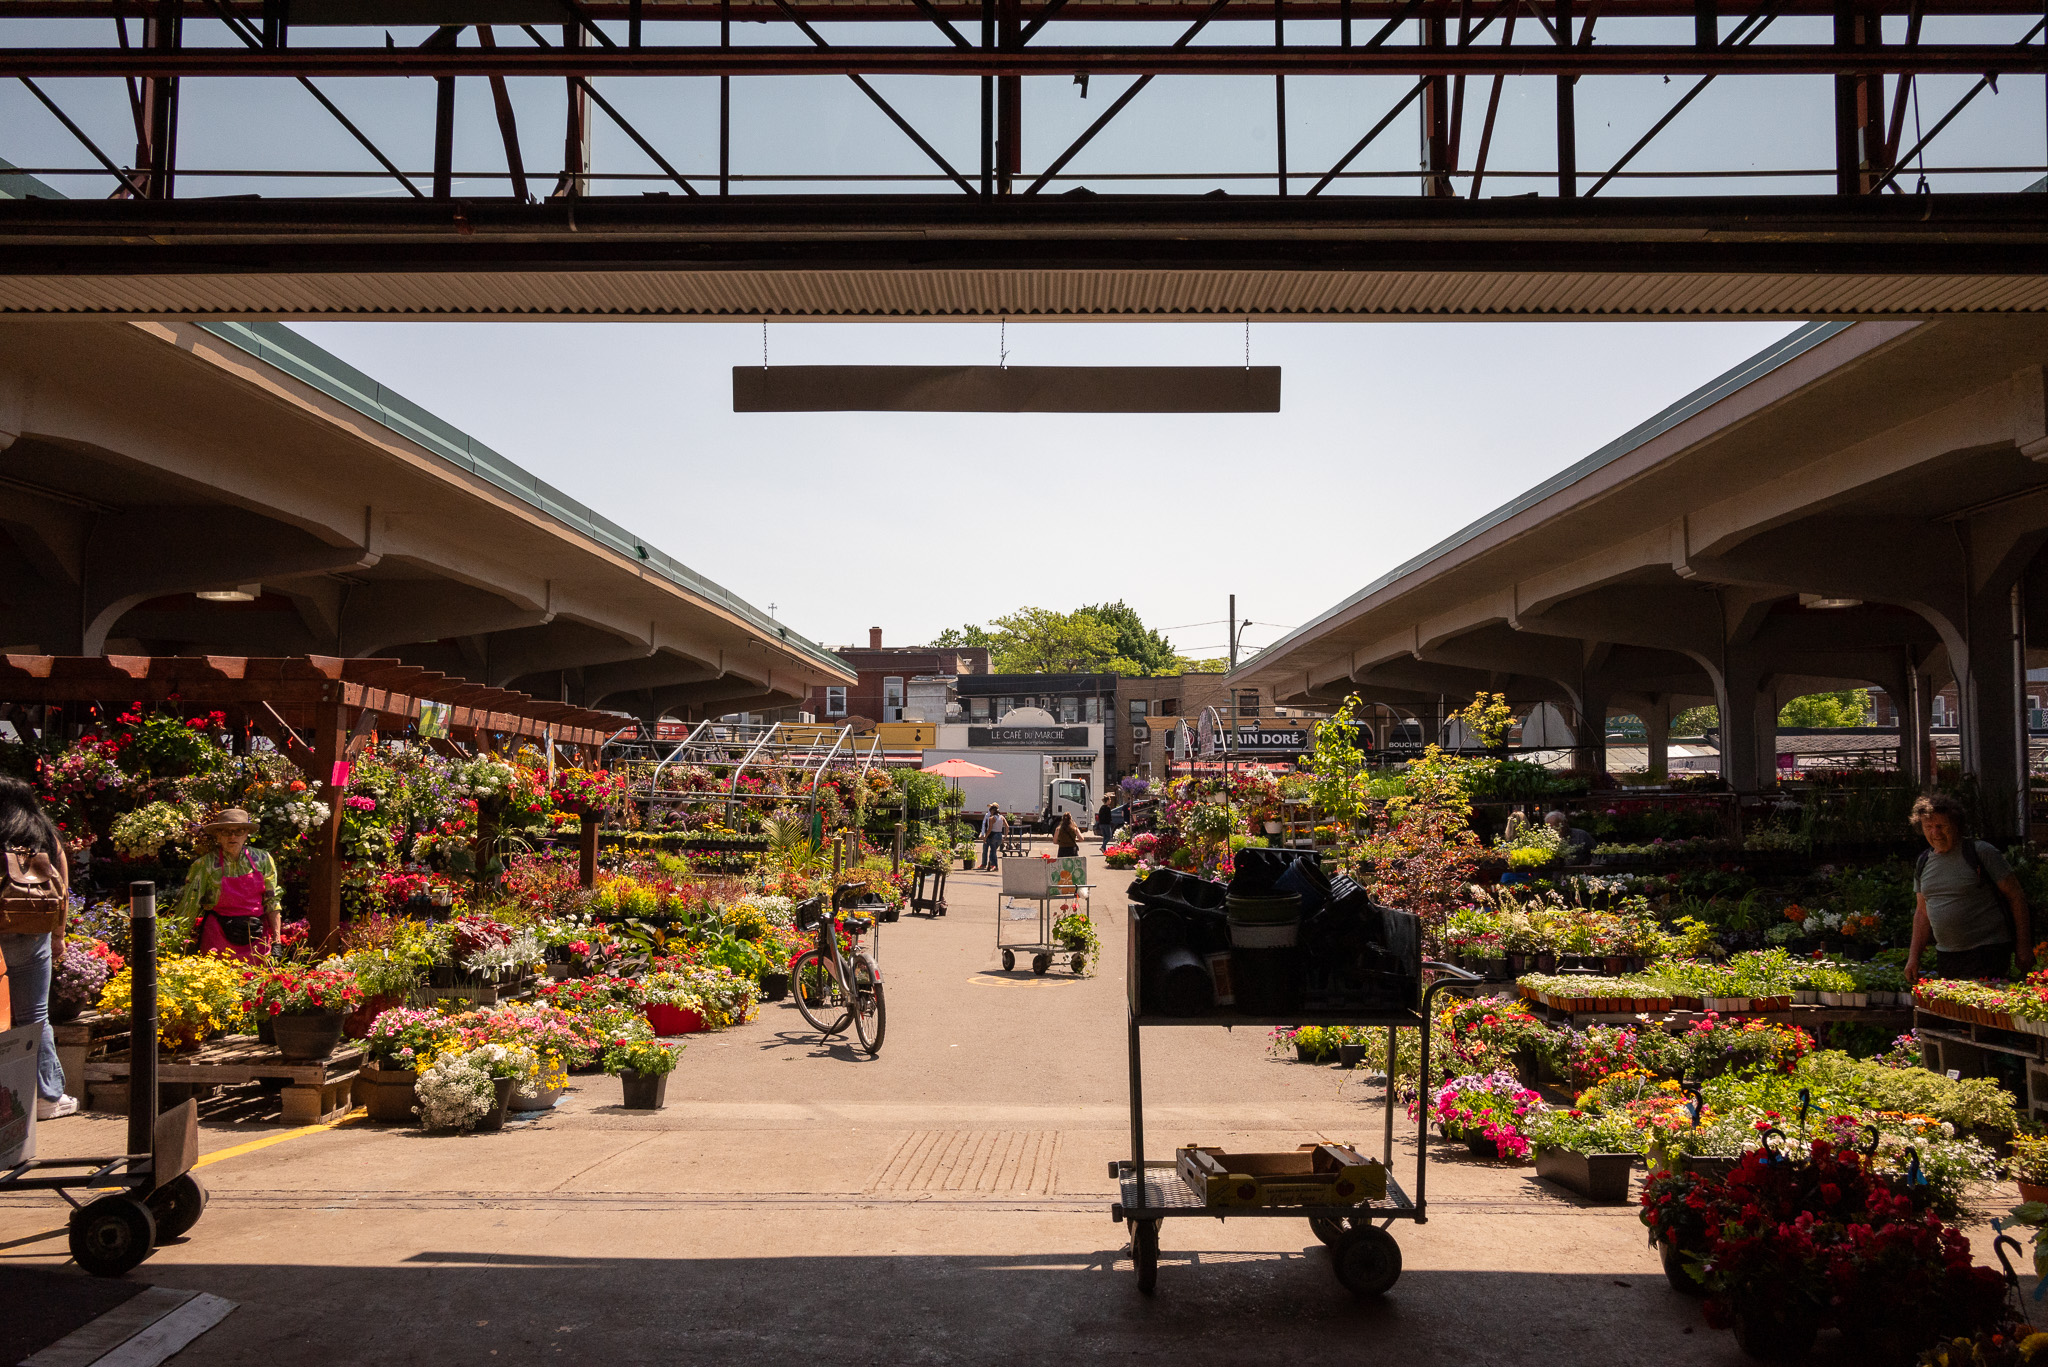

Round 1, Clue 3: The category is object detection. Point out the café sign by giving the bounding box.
[968,726,1091,747]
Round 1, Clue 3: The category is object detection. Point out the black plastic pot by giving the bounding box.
[270,1011,344,1061]
[760,971,790,1002]
[473,1075,516,1132]
[620,1070,670,1110]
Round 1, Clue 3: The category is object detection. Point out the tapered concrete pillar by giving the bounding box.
[1962,580,2028,840]
[1643,699,1672,779]
[1717,666,1778,791]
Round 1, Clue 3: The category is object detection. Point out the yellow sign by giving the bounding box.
[876,722,938,747]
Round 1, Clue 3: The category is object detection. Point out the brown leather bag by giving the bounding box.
[0,848,65,935]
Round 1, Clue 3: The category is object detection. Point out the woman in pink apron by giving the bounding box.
[176,809,282,961]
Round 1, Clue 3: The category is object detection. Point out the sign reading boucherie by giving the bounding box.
[968,726,1091,747]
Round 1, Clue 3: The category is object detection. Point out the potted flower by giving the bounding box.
[1524,1108,1643,1203]
[2010,1132,2048,1204]
[1053,910,1098,975]
[640,972,709,1035]
[1639,1167,1729,1294]
[1428,1070,1541,1160]
[604,1037,683,1110]
[358,1008,454,1122]
[242,964,365,1061]
[51,938,122,1024]
[413,1044,533,1134]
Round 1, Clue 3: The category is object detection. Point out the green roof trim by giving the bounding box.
[0,156,63,201]
[196,319,847,677]
[1249,320,1855,670]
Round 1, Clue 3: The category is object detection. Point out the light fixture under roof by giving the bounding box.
[734,365,1281,414]
[1799,593,1862,610]
[195,584,261,603]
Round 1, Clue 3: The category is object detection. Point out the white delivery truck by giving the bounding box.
[921,749,1097,832]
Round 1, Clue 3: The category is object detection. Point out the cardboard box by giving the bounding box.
[0,1023,39,1168]
[1177,1142,1386,1208]
[1001,856,1089,898]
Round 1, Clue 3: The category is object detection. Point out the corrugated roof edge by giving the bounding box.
[0,156,63,201]
[194,319,850,678]
[1243,319,1854,673]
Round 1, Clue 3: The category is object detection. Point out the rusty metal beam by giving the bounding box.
[11,41,2041,77]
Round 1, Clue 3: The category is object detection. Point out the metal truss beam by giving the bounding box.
[9,0,2038,16]
[3,43,2039,77]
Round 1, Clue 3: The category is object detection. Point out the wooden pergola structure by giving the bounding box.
[0,655,625,946]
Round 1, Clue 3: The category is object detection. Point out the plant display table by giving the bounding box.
[87,1038,366,1124]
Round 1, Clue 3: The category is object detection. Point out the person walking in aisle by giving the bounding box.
[1053,813,1082,858]
[1093,799,1116,848]
[979,804,1008,871]
[1905,793,2033,983]
[0,776,76,1120]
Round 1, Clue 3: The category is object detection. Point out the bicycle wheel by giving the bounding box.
[851,954,886,1057]
[790,949,852,1036]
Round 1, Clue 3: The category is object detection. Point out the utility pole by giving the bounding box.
[1228,594,1238,752]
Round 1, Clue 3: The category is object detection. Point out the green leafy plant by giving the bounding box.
[603,1037,684,1076]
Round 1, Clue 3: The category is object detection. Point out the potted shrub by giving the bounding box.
[358,1008,455,1123]
[605,1037,683,1110]
[1525,1108,1642,1203]
[2010,1132,2048,1204]
[243,965,365,1061]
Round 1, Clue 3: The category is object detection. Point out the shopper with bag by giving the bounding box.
[0,775,75,1120]
[176,809,282,961]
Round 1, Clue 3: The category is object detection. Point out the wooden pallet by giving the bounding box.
[86,1037,366,1124]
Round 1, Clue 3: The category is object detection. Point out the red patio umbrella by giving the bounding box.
[920,758,1004,778]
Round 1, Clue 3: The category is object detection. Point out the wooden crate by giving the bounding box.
[1176,1143,1387,1208]
[86,1037,365,1124]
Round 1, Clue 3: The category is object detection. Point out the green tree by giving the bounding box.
[1078,601,1180,675]
[930,624,995,650]
[1778,690,1872,728]
[1672,705,1719,736]
[1176,657,1229,673]
[986,607,1142,674]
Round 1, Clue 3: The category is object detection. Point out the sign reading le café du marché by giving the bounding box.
[968,726,1092,747]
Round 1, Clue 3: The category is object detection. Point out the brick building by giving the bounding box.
[1115,674,1323,777]
[803,628,989,728]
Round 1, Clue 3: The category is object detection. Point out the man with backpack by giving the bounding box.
[1905,794,2034,983]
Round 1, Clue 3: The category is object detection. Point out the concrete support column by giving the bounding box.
[1717,665,1777,792]
[1899,656,1937,786]
[1574,687,1610,777]
[1962,580,2028,840]
[1643,699,1672,779]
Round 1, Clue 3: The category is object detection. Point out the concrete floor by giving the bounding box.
[1,858,2028,1365]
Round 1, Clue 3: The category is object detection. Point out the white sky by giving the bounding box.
[291,318,1800,662]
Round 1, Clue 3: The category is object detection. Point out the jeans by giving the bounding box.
[981,835,1001,868]
[1936,942,2014,980]
[1,933,66,1102]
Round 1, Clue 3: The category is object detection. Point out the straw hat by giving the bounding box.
[201,808,257,832]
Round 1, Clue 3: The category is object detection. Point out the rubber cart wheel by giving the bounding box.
[146,1173,208,1242]
[1032,953,1052,975]
[1001,950,1016,971]
[69,1194,157,1277]
[1132,1218,1161,1296]
[1070,953,1088,974]
[1331,1225,1402,1298]
[1309,1215,1357,1247]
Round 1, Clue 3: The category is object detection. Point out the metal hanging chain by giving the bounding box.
[762,317,768,369]
[999,317,1008,369]
[1244,319,1251,369]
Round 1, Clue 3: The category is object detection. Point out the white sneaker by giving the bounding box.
[36,1095,79,1120]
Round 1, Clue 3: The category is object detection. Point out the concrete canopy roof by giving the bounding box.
[0,317,853,723]
[1230,314,2048,765]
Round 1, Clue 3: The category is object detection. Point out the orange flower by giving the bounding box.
[1784,904,1807,923]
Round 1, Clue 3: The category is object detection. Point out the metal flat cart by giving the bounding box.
[0,881,209,1276]
[1111,955,1481,1296]
[996,887,1094,974]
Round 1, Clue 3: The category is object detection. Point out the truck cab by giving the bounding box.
[1042,777,1093,829]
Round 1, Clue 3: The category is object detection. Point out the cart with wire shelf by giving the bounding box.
[995,857,1093,974]
[907,863,950,917]
[1110,955,1481,1297]
[0,881,210,1277]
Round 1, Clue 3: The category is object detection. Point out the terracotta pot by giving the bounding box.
[357,1065,419,1123]
[344,993,397,1039]
[2018,1180,2048,1205]
[643,1003,706,1036]
[271,1011,344,1061]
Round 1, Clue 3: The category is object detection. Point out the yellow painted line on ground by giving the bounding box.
[193,1108,364,1170]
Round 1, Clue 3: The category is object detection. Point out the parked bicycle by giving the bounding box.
[789,882,886,1056]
